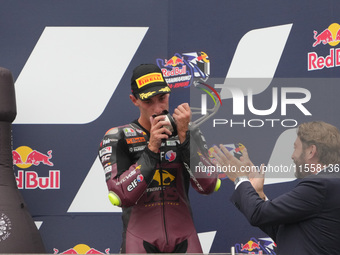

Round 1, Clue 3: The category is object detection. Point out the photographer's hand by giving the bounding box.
[173,103,191,143]
[148,115,172,153]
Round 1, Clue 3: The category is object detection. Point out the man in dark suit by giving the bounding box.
[213,121,340,255]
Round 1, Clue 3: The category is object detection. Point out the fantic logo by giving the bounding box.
[308,23,340,71]
[13,146,60,190]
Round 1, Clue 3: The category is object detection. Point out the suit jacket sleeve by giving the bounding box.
[178,125,218,194]
[231,178,326,236]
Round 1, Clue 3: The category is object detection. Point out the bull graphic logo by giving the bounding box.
[12,146,54,168]
[152,170,175,186]
[53,244,110,254]
[313,23,340,47]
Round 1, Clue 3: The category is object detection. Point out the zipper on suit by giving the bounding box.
[159,145,169,245]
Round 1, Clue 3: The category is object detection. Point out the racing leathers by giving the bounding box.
[98,119,219,253]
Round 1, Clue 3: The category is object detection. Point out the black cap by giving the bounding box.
[131,64,171,100]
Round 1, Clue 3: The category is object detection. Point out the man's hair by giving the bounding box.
[298,121,340,165]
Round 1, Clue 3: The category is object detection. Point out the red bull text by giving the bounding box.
[13,147,60,190]
[16,170,60,189]
[308,23,340,71]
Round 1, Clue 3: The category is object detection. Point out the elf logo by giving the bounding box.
[127,174,144,192]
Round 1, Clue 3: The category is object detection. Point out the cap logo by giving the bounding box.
[136,72,164,89]
[139,91,156,100]
[159,87,171,93]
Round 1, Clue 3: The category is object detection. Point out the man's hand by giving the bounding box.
[148,115,172,153]
[249,165,267,200]
[173,103,191,143]
[213,145,267,199]
[213,145,255,181]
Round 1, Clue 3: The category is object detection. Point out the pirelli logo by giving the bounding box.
[126,137,146,144]
[136,72,164,88]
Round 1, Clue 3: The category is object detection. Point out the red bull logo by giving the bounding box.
[313,23,340,47]
[13,146,53,168]
[13,146,60,190]
[234,237,277,255]
[16,170,60,189]
[53,244,110,254]
[156,51,211,89]
[165,56,184,67]
[308,23,340,71]
[157,53,191,89]
[162,65,187,78]
[241,241,260,252]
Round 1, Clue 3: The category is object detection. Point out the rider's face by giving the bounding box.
[132,93,170,121]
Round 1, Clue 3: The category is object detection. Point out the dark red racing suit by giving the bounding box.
[98,120,219,253]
